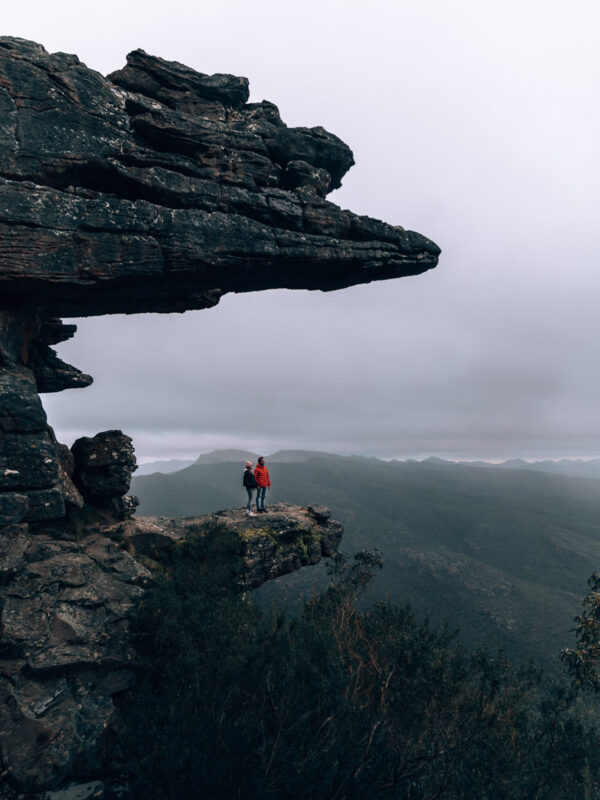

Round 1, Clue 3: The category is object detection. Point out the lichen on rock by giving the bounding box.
[0,504,342,792]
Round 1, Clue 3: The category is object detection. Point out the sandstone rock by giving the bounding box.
[109,47,250,109]
[71,431,137,508]
[0,525,146,791]
[0,524,28,580]
[164,502,344,591]
[0,37,438,317]
[53,439,84,510]
[283,159,332,196]
[307,504,332,522]
[0,358,77,524]
[41,782,105,800]
[22,487,65,522]
[0,39,438,526]
[0,366,47,433]
[0,492,27,525]
[0,504,342,792]
[0,432,57,490]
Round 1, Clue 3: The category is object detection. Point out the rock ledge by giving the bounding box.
[0,504,341,793]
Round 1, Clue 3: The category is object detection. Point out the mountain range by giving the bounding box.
[131,450,600,672]
[135,448,343,475]
[137,450,600,480]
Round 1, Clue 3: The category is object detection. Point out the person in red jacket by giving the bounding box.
[253,456,271,513]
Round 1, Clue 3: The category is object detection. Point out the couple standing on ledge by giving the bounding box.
[243,457,271,516]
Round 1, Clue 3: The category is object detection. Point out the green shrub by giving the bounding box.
[119,547,600,799]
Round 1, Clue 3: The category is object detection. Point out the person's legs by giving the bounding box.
[246,488,254,513]
[257,486,266,511]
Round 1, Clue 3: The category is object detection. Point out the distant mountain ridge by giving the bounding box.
[405,455,600,480]
[138,448,343,474]
[131,450,600,672]
[492,457,600,479]
[138,449,600,481]
[194,449,259,465]
[194,448,343,464]
[428,456,600,480]
[136,458,197,476]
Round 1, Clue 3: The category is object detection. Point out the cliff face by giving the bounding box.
[0,504,342,792]
[0,37,437,795]
[0,37,439,529]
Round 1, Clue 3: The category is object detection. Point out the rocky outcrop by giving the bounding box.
[0,504,342,793]
[144,503,344,591]
[0,36,435,795]
[0,317,91,528]
[71,431,138,520]
[0,363,66,525]
[0,37,439,528]
[0,39,439,316]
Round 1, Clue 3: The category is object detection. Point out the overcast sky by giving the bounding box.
[6,0,600,462]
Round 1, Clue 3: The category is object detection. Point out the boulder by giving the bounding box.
[71,431,137,508]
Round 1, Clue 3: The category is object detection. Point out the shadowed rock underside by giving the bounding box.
[0,38,439,316]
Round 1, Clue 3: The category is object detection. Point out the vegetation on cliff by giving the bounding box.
[134,454,600,672]
[117,542,600,799]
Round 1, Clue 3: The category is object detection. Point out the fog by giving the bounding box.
[7,0,599,461]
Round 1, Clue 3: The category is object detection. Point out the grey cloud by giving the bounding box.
[19,0,600,462]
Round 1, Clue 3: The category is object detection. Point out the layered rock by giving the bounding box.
[0,316,91,527]
[71,431,138,520]
[0,37,439,528]
[0,364,65,525]
[0,39,439,315]
[0,36,436,794]
[154,503,343,591]
[0,504,342,793]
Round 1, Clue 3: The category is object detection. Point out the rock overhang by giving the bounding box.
[0,37,440,792]
[0,36,440,528]
[0,37,439,317]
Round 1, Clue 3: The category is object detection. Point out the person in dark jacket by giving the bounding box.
[243,460,258,516]
[253,456,271,513]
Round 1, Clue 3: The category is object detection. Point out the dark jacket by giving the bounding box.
[243,468,258,489]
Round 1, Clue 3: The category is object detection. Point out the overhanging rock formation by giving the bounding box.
[0,36,440,526]
[0,37,439,796]
[0,38,439,314]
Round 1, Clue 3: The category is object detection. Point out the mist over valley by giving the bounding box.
[133,450,600,672]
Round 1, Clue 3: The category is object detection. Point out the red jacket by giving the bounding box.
[254,464,271,488]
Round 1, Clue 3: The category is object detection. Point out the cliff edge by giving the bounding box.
[0,37,439,530]
[0,37,437,795]
[0,503,342,792]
